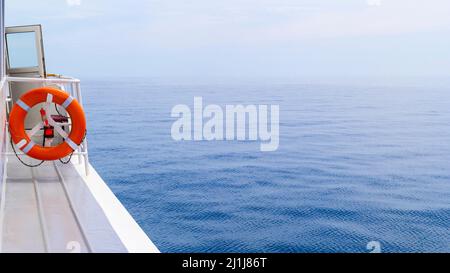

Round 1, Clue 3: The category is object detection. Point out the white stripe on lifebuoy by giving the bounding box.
[62,96,74,109]
[22,141,35,154]
[16,139,27,149]
[46,93,53,103]
[65,137,78,151]
[16,100,30,112]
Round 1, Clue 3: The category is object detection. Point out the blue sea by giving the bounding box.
[82,78,450,253]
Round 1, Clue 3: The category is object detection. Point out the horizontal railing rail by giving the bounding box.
[6,76,80,84]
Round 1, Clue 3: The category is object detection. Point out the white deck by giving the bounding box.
[0,155,159,253]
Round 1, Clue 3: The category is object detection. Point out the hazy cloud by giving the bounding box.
[5,0,450,78]
[66,0,81,7]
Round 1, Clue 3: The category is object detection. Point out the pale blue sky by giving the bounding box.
[5,0,450,80]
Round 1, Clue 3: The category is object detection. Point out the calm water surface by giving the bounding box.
[83,79,450,252]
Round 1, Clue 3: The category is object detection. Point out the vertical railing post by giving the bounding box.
[71,82,83,165]
[75,82,90,176]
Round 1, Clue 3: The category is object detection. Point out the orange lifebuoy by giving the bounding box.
[9,87,86,161]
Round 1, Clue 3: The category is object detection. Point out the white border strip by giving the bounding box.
[73,162,159,253]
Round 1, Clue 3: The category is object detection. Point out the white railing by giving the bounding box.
[5,76,90,176]
[0,77,8,249]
